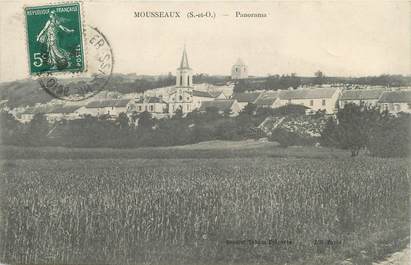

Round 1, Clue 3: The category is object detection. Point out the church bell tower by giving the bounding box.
[176,46,193,87]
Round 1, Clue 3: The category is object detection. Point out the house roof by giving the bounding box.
[255,97,278,106]
[232,92,261,103]
[169,88,191,95]
[86,99,130,108]
[340,89,385,101]
[254,91,279,106]
[22,104,81,115]
[22,106,47,115]
[260,91,279,99]
[378,90,411,103]
[199,99,236,112]
[278,87,338,100]
[47,105,81,114]
[209,91,225,98]
[193,90,214,98]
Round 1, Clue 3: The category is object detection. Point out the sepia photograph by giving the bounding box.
[0,1,410,265]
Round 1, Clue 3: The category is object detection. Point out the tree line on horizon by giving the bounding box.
[0,73,409,108]
[233,72,411,93]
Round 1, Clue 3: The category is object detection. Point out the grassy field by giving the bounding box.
[0,140,348,160]
[0,143,409,265]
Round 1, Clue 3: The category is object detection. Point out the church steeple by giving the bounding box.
[176,45,193,87]
[179,45,190,69]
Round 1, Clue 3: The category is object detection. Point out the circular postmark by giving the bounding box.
[37,25,114,101]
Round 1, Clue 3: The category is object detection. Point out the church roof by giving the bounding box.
[178,47,190,69]
[234,58,245,66]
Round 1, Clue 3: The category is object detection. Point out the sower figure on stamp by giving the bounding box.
[36,10,74,70]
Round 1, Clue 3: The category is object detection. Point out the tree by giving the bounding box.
[173,107,183,119]
[137,111,154,129]
[320,117,340,147]
[204,107,221,121]
[0,111,21,145]
[115,112,130,129]
[321,103,384,156]
[233,79,251,93]
[26,113,50,146]
[130,111,139,127]
[240,103,257,116]
[314,70,324,85]
[215,119,241,140]
[368,113,411,157]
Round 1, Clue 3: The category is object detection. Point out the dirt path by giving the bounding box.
[372,245,410,265]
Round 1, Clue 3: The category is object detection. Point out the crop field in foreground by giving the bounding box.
[0,147,409,265]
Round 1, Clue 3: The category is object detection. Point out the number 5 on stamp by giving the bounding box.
[25,2,84,74]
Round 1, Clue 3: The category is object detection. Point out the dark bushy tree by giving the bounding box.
[26,114,50,146]
[319,103,410,157]
[0,111,22,145]
[321,103,383,156]
[240,103,257,116]
[336,103,383,156]
[137,111,154,129]
[368,114,411,157]
[116,112,130,129]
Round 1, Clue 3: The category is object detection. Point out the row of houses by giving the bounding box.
[232,87,340,114]
[8,47,411,124]
[14,87,411,123]
[339,89,411,113]
[233,87,411,115]
[15,88,234,123]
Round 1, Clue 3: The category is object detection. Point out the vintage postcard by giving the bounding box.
[0,1,409,265]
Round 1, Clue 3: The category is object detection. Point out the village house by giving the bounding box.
[339,89,385,109]
[18,104,82,123]
[79,99,131,118]
[44,105,82,122]
[192,90,226,109]
[231,92,262,109]
[18,106,46,123]
[194,83,234,99]
[132,96,168,114]
[254,91,282,109]
[377,90,411,114]
[198,99,242,116]
[276,87,341,114]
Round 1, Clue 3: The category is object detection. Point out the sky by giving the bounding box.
[0,0,410,81]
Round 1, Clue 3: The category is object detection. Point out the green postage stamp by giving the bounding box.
[25,2,84,74]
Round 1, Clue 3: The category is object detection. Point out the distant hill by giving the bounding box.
[0,79,54,108]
